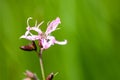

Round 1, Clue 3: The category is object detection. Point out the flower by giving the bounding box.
[24,70,38,80]
[20,17,67,49]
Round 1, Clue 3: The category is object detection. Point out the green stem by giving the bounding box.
[39,49,46,80]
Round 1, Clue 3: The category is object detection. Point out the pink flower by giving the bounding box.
[20,17,67,49]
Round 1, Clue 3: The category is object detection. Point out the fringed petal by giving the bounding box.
[20,35,40,41]
[45,17,61,35]
[55,40,67,45]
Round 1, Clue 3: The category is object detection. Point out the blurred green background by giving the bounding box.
[0,0,120,80]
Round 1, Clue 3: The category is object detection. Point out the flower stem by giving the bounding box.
[39,49,46,80]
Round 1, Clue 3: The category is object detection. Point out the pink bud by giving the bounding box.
[46,72,54,80]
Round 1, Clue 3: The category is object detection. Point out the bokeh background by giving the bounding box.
[0,0,120,80]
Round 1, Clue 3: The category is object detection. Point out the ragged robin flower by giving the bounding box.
[20,17,67,50]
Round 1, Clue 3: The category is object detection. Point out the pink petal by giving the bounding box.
[45,17,61,35]
[55,40,67,45]
[40,39,49,49]
[20,35,40,41]
[30,27,42,34]
[26,26,42,34]
[41,36,55,49]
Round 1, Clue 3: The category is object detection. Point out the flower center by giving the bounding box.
[40,33,50,42]
[40,33,47,39]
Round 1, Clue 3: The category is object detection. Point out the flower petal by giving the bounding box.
[20,35,40,41]
[26,17,43,34]
[45,17,61,35]
[30,27,42,34]
[26,26,42,34]
[55,40,67,45]
[41,36,56,49]
[24,30,30,36]
[27,17,32,27]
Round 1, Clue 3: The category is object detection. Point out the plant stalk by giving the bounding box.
[39,49,46,80]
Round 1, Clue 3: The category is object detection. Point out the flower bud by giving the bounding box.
[25,70,34,78]
[46,72,54,80]
[24,70,38,80]
[20,41,37,51]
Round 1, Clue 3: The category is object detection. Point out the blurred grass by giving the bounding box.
[0,0,120,80]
